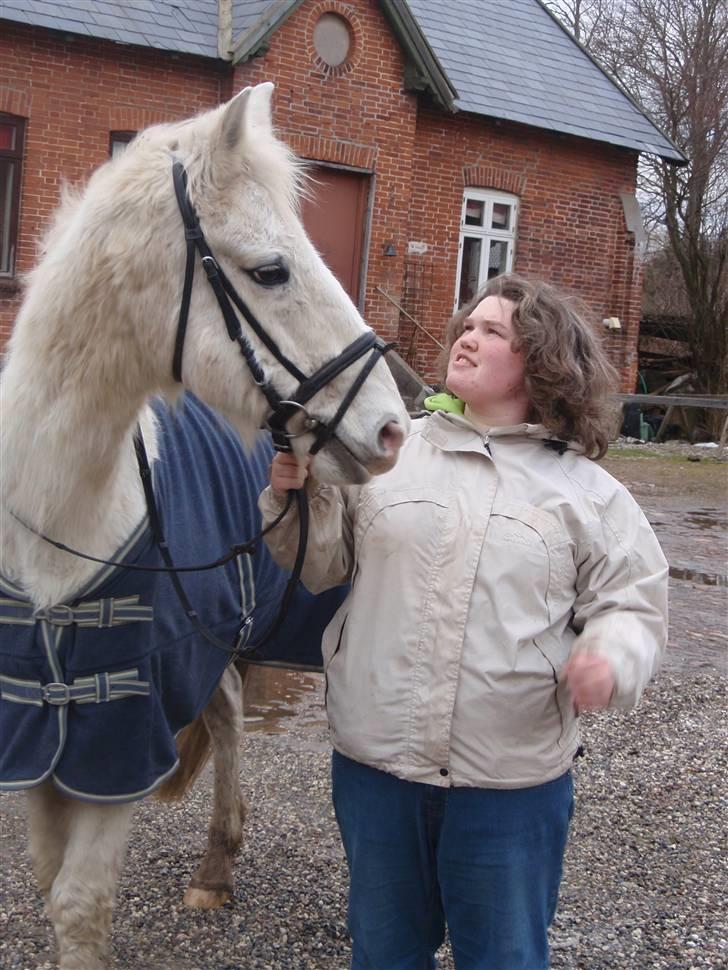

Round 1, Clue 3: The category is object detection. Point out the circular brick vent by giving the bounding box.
[313,12,352,67]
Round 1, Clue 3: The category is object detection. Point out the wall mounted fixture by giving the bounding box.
[602,316,622,330]
[383,242,397,256]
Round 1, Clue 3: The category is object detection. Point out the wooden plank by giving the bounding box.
[615,394,728,410]
[638,336,691,359]
[718,414,728,459]
[655,406,675,442]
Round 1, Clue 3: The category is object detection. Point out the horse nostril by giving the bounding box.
[379,420,405,456]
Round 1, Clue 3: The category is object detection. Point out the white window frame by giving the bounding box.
[0,113,25,278]
[454,188,518,310]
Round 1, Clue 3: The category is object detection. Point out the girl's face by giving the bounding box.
[446,295,529,425]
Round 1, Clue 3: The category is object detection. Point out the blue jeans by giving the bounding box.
[331,752,574,970]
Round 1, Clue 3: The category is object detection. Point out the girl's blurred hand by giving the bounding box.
[270,452,312,495]
[562,652,615,713]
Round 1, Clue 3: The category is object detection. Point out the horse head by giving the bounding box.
[96,82,408,482]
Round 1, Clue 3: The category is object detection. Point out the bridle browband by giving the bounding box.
[170,161,392,456]
[9,161,398,664]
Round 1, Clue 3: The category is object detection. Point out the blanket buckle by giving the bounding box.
[43,682,72,705]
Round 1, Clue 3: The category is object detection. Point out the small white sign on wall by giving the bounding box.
[407,241,428,255]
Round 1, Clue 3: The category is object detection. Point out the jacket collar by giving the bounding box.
[421,410,555,453]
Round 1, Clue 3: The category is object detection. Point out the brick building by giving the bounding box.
[0,0,684,390]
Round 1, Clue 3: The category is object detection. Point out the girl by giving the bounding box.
[259,273,668,970]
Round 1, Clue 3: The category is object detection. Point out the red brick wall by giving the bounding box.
[0,21,227,348]
[233,0,419,347]
[405,107,642,391]
[0,4,643,392]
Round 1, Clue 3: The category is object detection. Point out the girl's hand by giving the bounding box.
[270,452,312,495]
[562,652,615,713]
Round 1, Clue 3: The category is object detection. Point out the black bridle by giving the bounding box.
[11,161,397,664]
[170,161,392,456]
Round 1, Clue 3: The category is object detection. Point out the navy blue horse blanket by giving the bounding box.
[0,394,346,802]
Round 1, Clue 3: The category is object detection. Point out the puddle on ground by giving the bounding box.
[669,565,728,587]
[682,509,727,530]
[242,665,325,734]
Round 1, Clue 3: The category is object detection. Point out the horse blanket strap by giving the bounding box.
[0,596,153,628]
[0,669,150,707]
[0,394,347,803]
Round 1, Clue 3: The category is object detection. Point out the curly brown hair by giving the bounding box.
[439,274,618,459]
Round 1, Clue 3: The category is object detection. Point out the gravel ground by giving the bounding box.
[613,438,727,461]
[1,445,726,969]
[1,673,725,969]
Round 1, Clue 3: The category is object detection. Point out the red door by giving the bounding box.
[301,165,370,306]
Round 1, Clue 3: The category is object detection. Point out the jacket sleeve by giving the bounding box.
[257,480,359,593]
[571,485,668,709]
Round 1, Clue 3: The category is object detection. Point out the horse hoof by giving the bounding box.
[183,886,231,909]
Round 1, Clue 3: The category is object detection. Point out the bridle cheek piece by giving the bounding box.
[170,161,394,455]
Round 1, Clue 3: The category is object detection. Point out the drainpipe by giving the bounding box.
[218,0,233,60]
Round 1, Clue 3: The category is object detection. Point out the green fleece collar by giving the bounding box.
[423,392,465,415]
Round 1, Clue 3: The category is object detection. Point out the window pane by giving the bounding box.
[464,199,484,227]
[487,239,508,279]
[0,124,16,151]
[1,159,14,273]
[458,236,482,307]
[491,202,511,230]
[110,132,136,158]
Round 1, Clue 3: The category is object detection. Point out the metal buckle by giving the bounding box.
[201,255,220,278]
[35,604,75,626]
[265,400,321,438]
[43,682,72,706]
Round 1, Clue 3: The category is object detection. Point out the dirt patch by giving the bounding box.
[600,444,727,676]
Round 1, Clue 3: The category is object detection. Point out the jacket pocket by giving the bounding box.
[534,631,573,745]
[323,613,347,707]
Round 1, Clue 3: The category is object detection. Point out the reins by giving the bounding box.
[9,160,394,662]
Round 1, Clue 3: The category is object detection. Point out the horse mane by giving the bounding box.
[5,95,309,447]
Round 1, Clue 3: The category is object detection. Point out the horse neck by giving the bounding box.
[0,317,157,609]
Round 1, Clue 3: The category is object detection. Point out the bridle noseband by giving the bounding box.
[171,161,393,455]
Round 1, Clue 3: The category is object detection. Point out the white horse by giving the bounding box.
[0,82,407,969]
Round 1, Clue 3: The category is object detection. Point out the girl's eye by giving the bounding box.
[247,262,289,287]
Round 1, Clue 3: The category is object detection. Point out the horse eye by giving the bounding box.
[247,263,289,287]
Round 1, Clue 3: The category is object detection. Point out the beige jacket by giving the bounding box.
[259,412,668,789]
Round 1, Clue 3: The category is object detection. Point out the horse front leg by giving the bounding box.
[26,780,73,899]
[40,795,135,970]
[184,663,246,909]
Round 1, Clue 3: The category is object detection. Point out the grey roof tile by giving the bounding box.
[0,0,684,160]
[232,0,280,39]
[0,0,221,59]
[407,0,683,161]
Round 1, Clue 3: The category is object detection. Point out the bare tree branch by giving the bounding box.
[543,0,728,396]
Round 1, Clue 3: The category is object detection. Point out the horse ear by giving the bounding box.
[219,82,275,153]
